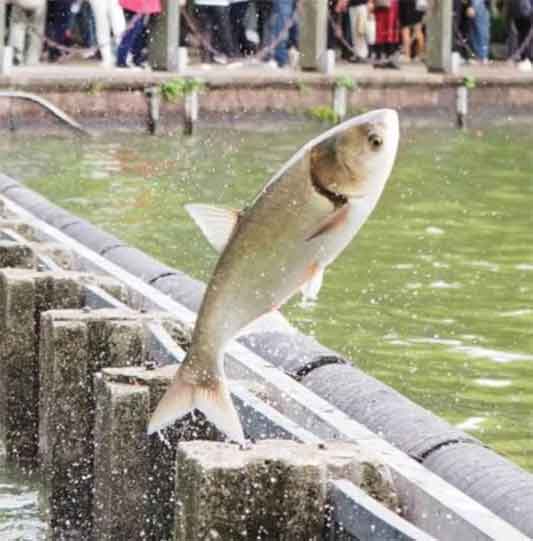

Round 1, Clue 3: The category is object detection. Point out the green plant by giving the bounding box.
[335,75,356,91]
[463,75,476,89]
[87,81,104,96]
[296,81,311,95]
[307,105,339,124]
[160,78,205,102]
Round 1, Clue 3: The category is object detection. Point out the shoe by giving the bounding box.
[213,55,228,65]
[517,59,532,72]
[346,56,367,64]
[245,29,260,45]
[375,60,400,70]
[265,59,279,69]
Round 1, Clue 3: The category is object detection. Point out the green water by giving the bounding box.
[1,121,532,534]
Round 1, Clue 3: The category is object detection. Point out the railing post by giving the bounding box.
[148,0,180,71]
[426,0,453,73]
[0,1,7,75]
[300,0,328,71]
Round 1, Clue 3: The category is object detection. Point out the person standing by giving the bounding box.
[116,0,160,67]
[373,0,401,68]
[8,0,46,65]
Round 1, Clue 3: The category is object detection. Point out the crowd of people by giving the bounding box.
[4,0,533,71]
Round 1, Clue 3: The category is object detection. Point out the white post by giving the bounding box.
[456,86,468,129]
[183,90,198,135]
[333,85,347,121]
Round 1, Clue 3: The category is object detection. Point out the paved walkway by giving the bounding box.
[1,58,532,90]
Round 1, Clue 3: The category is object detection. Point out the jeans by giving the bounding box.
[270,0,293,66]
[117,12,145,66]
[469,0,490,60]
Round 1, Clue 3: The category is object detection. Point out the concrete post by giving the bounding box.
[93,377,151,541]
[174,440,397,541]
[148,0,180,71]
[96,364,221,541]
[0,2,5,74]
[300,0,328,71]
[426,0,453,73]
[38,309,146,537]
[0,270,83,465]
[175,440,329,540]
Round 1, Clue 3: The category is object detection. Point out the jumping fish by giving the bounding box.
[148,109,400,444]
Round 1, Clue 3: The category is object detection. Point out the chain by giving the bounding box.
[180,0,301,64]
[23,12,143,61]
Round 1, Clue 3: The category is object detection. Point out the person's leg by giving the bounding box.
[349,5,369,60]
[288,0,299,50]
[108,0,126,44]
[401,25,411,58]
[470,0,489,60]
[337,10,352,59]
[78,1,97,47]
[515,17,532,61]
[90,0,113,64]
[211,5,237,58]
[8,5,26,65]
[413,21,424,58]
[131,16,148,65]
[272,0,292,66]
[116,10,144,66]
[26,0,47,65]
[478,1,490,61]
[229,1,248,55]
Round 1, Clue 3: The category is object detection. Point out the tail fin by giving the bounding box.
[147,365,245,445]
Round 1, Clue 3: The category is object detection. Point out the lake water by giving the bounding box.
[0,120,532,535]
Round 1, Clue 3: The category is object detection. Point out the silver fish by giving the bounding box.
[148,109,400,443]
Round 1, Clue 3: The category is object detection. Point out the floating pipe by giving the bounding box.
[0,91,92,135]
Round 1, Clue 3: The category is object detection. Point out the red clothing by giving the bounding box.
[375,0,400,44]
[119,0,161,14]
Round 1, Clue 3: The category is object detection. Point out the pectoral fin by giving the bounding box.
[185,204,240,253]
[305,204,349,242]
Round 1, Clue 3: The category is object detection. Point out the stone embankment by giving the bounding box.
[1,186,533,540]
[1,63,533,132]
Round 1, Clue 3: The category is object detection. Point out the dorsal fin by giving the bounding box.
[185,204,239,253]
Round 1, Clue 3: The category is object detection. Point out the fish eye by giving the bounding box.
[368,133,383,149]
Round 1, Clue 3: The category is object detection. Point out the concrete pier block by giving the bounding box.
[93,376,151,541]
[99,365,221,541]
[38,309,146,537]
[0,269,83,464]
[0,240,35,268]
[174,440,387,541]
[175,441,325,541]
[0,219,39,240]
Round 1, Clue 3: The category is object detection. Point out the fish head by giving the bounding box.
[310,109,399,202]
